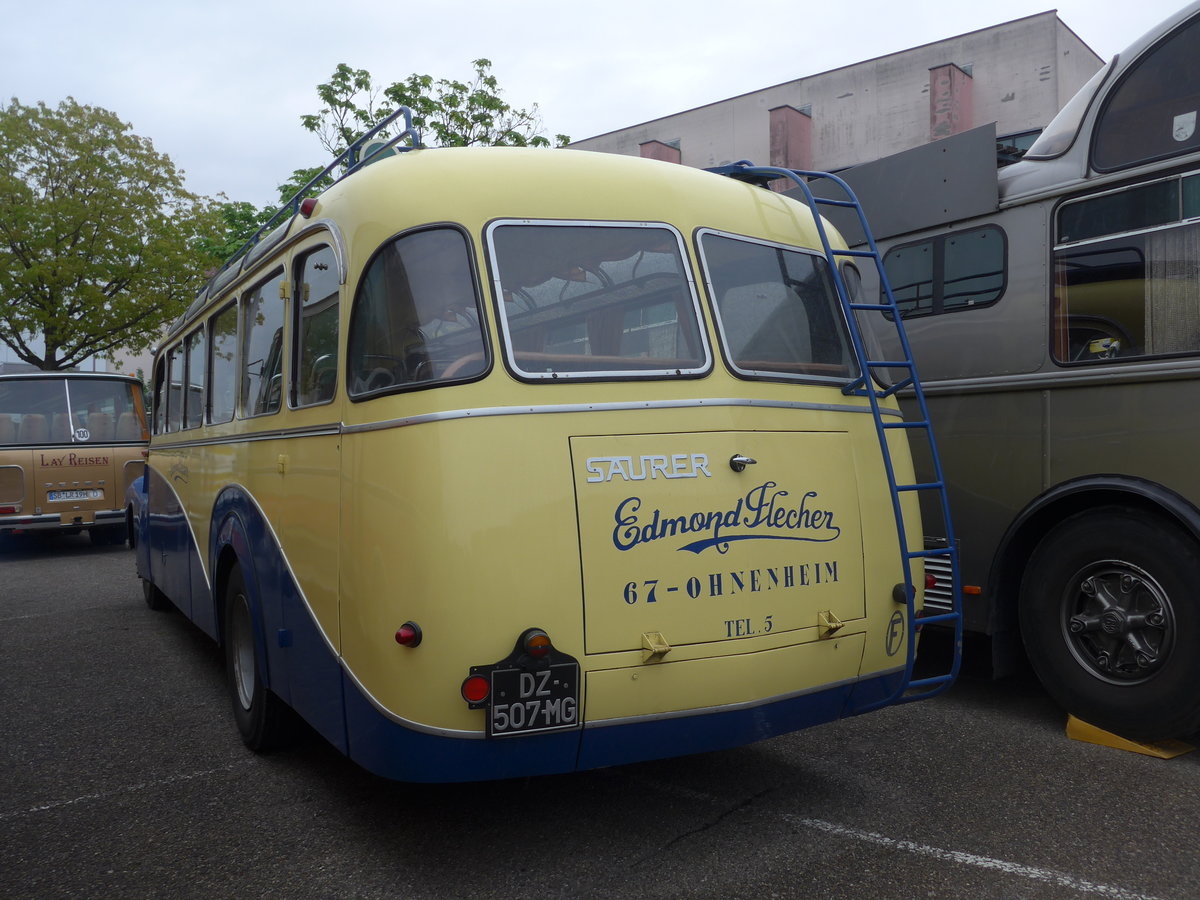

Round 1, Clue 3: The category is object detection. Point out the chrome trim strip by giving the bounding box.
[922,359,1200,395]
[152,423,340,451]
[343,396,900,436]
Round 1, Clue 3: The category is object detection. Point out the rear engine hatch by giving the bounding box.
[572,431,865,655]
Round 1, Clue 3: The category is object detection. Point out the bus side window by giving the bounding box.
[152,357,166,435]
[167,345,184,433]
[208,302,238,424]
[883,226,1006,317]
[1053,222,1200,362]
[293,245,339,407]
[241,270,286,418]
[348,228,488,397]
[184,326,205,429]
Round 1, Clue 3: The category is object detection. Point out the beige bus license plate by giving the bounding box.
[47,489,103,502]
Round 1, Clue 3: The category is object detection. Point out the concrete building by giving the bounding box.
[571,11,1103,173]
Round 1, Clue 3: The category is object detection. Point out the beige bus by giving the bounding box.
[0,372,148,545]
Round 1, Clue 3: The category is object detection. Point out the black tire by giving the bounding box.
[1020,506,1200,741]
[142,578,171,611]
[222,566,295,751]
[89,524,125,546]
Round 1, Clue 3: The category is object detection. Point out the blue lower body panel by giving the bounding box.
[341,669,905,783]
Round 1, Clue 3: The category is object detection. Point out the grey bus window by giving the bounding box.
[167,345,184,433]
[1025,64,1112,160]
[1053,222,1200,362]
[184,327,205,429]
[293,245,339,407]
[348,228,488,397]
[885,242,934,315]
[1092,15,1200,172]
[1057,180,1179,244]
[884,226,1005,317]
[208,303,238,424]
[700,232,853,380]
[1184,174,1200,218]
[241,270,285,418]
[490,222,706,379]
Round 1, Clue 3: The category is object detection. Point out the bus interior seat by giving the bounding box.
[0,415,15,444]
[51,413,72,442]
[17,414,48,443]
[116,412,142,441]
[87,412,114,441]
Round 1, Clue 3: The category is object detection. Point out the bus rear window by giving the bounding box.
[699,231,855,381]
[488,221,708,380]
[0,377,143,445]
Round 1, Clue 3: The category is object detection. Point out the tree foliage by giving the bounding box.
[211,60,570,275]
[300,59,569,156]
[0,97,224,370]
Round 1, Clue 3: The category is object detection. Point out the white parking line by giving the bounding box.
[786,815,1166,900]
[0,761,250,821]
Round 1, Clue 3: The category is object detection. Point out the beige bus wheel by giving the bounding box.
[222,566,295,751]
[1019,507,1200,741]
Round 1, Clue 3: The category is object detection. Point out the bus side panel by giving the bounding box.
[211,486,348,754]
[146,464,199,626]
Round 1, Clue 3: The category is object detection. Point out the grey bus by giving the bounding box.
[839,0,1200,740]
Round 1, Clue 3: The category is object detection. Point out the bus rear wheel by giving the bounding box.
[1019,506,1200,741]
[223,566,295,751]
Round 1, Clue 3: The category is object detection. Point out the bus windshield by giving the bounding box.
[0,377,145,446]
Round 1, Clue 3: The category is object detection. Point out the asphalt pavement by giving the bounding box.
[3,532,1199,899]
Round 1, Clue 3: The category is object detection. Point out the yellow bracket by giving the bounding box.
[817,610,845,639]
[641,631,671,663]
[1066,716,1195,758]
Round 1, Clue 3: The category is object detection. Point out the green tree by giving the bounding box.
[300,59,569,156]
[0,97,224,370]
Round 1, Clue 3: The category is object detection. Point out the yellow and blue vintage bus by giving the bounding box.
[130,115,959,782]
[0,372,147,544]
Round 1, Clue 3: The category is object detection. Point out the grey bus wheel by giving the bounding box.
[1019,506,1200,741]
[222,566,295,751]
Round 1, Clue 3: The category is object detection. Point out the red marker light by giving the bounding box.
[926,573,937,590]
[299,197,318,218]
[461,674,490,704]
[523,629,552,659]
[395,621,422,648]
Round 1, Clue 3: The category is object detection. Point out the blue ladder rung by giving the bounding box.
[877,378,914,398]
[906,548,954,559]
[897,481,944,492]
[916,612,960,627]
[882,420,930,430]
[864,360,914,368]
[907,673,955,692]
[813,197,858,209]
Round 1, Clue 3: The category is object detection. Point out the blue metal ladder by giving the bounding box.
[710,162,962,707]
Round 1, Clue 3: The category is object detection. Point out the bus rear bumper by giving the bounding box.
[341,667,907,783]
[0,509,124,534]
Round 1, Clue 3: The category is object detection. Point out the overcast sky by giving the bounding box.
[2,0,1193,209]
